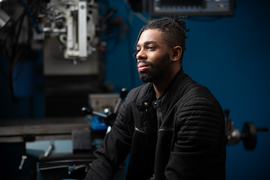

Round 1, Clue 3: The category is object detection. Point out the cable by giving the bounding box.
[17,0,41,33]
[8,9,26,101]
[0,9,25,81]
[7,10,25,78]
[9,49,24,82]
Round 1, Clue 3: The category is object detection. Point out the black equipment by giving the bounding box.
[224,109,268,150]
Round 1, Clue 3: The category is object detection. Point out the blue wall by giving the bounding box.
[104,0,270,179]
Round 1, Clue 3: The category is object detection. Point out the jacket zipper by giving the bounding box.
[158,128,174,132]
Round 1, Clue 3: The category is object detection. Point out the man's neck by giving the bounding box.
[153,67,180,98]
[153,81,169,98]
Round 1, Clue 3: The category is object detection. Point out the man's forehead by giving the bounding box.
[137,29,164,46]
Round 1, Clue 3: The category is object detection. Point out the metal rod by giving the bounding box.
[256,127,269,132]
[92,111,107,118]
[114,99,122,113]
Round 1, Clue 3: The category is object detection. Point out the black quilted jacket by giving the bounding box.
[86,69,226,180]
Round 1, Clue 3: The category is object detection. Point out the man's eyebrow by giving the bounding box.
[136,41,157,48]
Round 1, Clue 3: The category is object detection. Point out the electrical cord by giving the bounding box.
[0,11,25,81]
[17,0,41,33]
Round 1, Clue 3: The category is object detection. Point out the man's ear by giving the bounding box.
[171,46,182,62]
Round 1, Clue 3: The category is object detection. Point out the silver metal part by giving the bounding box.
[114,99,122,114]
[44,141,55,157]
[18,155,27,170]
[0,8,10,29]
[227,129,241,145]
[37,0,99,61]
[92,111,107,118]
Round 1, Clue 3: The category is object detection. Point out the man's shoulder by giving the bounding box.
[179,75,221,108]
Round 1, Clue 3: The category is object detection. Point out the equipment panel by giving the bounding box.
[149,0,234,17]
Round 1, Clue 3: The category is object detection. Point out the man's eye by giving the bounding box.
[136,49,141,52]
[147,46,154,50]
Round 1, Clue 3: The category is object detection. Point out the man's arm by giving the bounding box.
[85,102,132,180]
[165,96,225,180]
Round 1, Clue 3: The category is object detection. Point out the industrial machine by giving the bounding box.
[224,109,268,150]
[0,117,94,180]
[0,0,102,63]
[82,88,128,129]
[0,0,124,118]
[43,0,98,61]
[0,88,128,180]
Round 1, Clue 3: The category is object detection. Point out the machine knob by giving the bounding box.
[114,88,128,114]
[81,107,93,115]
[120,88,128,99]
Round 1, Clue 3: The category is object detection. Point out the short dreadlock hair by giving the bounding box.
[134,16,190,65]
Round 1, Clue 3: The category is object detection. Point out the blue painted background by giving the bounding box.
[0,0,269,179]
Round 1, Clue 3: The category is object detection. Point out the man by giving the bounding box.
[86,16,226,180]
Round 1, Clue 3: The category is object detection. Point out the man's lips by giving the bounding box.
[137,64,150,71]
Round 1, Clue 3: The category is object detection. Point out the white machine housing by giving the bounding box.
[40,0,99,61]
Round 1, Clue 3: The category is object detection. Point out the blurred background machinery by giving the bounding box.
[224,109,268,151]
[0,0,125,118]
[38,0,99,62]
[0,1,127,179]
[1,0,102,62]
[0,87,128,180]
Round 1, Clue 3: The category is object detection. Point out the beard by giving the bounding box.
[138,53,171,83]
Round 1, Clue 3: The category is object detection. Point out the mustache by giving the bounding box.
[137,60,153,66]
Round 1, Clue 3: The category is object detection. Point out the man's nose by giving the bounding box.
[136,49,146,61]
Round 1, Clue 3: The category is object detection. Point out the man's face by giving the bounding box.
[136,29,172,83]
